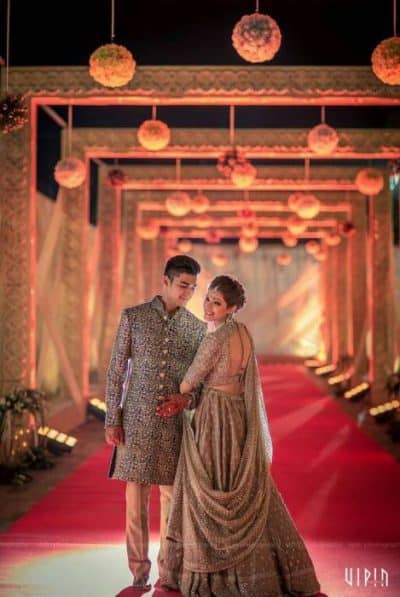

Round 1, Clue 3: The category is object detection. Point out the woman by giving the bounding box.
[156,275,324,597]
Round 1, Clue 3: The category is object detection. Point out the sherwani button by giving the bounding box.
[159,384,164,389]
[161,360,166,366]
[160,372,165,378]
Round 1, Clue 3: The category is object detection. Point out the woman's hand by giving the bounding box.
[105,425,125,446]
[156,394,191,417]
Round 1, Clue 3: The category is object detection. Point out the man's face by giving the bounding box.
[163,273,197,307]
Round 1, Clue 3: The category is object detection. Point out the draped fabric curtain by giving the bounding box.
[35,192,323,400]
[187,243,323,357]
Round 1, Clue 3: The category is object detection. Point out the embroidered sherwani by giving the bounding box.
[105,296,206,485]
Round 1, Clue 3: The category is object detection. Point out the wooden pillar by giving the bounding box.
[367,184,397,404]
[121,194,140,309]
[97,177,122,386]
[0,116,35,393]
[350,196,368,383]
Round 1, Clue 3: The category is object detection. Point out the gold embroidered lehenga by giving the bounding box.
[163,318,321,596]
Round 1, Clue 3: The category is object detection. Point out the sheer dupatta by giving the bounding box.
[166,331,274,573]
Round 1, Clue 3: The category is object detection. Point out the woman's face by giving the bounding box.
[203,288,236,324]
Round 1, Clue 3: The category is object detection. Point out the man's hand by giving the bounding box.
[156,394,190,417]
[105,425,125,446]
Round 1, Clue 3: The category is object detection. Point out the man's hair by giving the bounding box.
[164,255,201,281]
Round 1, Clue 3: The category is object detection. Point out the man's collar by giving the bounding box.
[150,295,183,318]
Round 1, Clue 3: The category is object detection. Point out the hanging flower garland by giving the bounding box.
[231,161,257,188]
[205,230,222,244]
[217,147,247,178]
[0,94,28,134]
[338,221,356,238]
[232,10,282,63]
[89,43,136,88]
[107,168,127,188]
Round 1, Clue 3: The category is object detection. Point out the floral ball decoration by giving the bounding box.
[338,221,356,238]
[287,215,307,235]
[237,206,255,220]
[355,168,385,196]
[191,192,210,214]
[165,191,192,217]
[205,229,221,244]
[232,12,282,63]
[54,157,86,189]
[307,123,339,156]
[231,161,257,188]
[277,252,292,266]
[325,231,341,247]
[137,119,171,151]
[294,193,320,219]
[241,221,259,238]
[195,214,213,229]
[282,231,298,247]
[305,240,320,255]
[211,251,228,267]
[137,222,160,240]
[0,94,28,134]
[177,239,193,253]
[107,168,127,188]
[314,248,328,262]
[217,148,246,178]
[371,36,400,85]
[239,236,258,254]
[288,192,302,212]
[89,43,136,88]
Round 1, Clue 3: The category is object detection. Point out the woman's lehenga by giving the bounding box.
[164,320,321,597]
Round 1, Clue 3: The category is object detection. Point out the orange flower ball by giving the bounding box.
[89,43,136,88]
[137,222,160,240]
[241,221,259,238]
[211,252,228,267]
[177,239,193,253]
[287,215,308,235]
[165,192,192,217]
[371,36,400,85]
[294,193,320,219]
[282,232,298,247]
[232,12,282,63]
[355,168,384,196]
[230,161,257,188]
[277,252,292,266]
[191,193,210,214]
[239,236,259,254]
[137,119,171,151]
[307,123,339,156]
[54,157,86,189]
[305,240,320,255]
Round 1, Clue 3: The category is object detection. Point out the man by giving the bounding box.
[105,255,206,589]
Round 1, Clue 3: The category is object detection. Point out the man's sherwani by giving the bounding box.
[105,296,206,485]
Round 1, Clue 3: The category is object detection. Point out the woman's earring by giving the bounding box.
[226,313,233,323]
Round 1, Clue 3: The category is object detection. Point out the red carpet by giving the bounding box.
[1,364,399,596]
